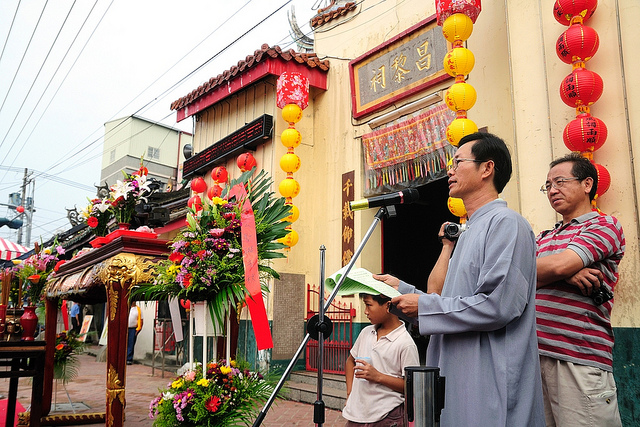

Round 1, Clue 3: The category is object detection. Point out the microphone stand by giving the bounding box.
[252,206,396,427]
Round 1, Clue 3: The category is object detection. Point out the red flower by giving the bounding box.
[87,216,99,228]
[28,274,41,284]
[205,396,221,413]
[196,250,206,259]
[169,252,185,264]
[54,260,66,272]
[55,344,64,351]
[183,273,192,288]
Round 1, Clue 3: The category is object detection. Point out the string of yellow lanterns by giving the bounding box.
[437,1,482,223]
[276,72,309,249]
[554,0,609,209]
[437,0,482,147]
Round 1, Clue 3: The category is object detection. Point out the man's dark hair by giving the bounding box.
[549,153,598,201]
[458,132,513,193]
[360,293,391,305]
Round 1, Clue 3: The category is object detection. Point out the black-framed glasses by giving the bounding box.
[447,158,485,171]
[540,177,581,193]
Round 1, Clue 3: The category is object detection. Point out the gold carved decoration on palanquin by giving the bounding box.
[98,253,159,321]
[106,364,125,427]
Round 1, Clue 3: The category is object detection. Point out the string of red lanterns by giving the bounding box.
[437,0,482,147]
[275,72,309,249]
[554,0,610,207]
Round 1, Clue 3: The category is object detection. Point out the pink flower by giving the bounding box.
[184,370,196,381]
[209,228,224,237]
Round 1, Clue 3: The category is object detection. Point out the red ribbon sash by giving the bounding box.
[229,184,273,350]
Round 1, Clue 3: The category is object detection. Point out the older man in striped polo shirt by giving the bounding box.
[536,153,625,427]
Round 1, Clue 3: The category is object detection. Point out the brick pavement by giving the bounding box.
[0,352,347,426]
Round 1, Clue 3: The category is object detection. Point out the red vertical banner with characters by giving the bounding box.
[342,171,355,266]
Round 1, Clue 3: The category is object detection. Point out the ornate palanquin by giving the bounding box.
[27,234,169,427]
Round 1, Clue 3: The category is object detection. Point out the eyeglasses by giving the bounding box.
[540,177,581,193]
[447,158,485,171]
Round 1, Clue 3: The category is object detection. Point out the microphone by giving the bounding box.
[349,188,420,211]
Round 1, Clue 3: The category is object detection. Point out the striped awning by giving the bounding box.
[0,238,29,261]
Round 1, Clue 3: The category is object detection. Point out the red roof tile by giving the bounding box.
[311,1,357,28]
[170,44,330,112]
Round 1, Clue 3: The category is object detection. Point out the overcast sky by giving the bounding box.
[0,0,319,247]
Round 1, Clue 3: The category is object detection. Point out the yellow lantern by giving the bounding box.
[280,153,301,173]
[281,128,302,148]
[279,177,301,198]
[447,197,467,218]
[443,47,475,77]
[282,104,303,124]
[442,13,474,43]
[446,118,478,146]
[279,228,299,247]
[445,82,477,112]
[285,204,300,223]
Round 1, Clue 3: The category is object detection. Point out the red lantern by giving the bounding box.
[237,152,257,172]
[207,184,223,199]
[559,68,603,108]
[553,0,597,26]
[16,206,24,213]
[190,177,207,193]
[276,72,309,110]
[563,113,607,152]
[556,24,599,64]
[592,163,610,198]
[188,195,203,212]
[211,166,228,184]
[436,0,482,25]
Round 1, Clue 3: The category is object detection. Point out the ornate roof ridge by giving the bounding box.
[170,44,330,111]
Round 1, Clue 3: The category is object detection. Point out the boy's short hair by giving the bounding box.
[360,293,391,305]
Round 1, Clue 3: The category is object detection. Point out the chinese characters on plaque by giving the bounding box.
[342,171,355,266]
[350,17,450,118]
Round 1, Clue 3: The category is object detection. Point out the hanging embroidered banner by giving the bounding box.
[361,102,456,196]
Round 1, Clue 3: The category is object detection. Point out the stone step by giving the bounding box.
[289,370,347,391]
[283,380,346,411]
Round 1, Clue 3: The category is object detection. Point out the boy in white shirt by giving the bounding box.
[343,293,419,426]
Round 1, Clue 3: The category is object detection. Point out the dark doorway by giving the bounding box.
[381,177,457,290]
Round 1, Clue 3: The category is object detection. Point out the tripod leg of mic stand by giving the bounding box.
[252,333,311,427]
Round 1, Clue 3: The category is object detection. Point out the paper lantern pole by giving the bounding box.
[276,72,309,249]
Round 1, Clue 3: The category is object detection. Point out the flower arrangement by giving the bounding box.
[133,169,291,327]
[149,359,279,426]
[81,197,113,237]
[108,164,152,224]
[53,331,86,383]
[13,240,64,305]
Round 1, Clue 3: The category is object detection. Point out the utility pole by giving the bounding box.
[17,168,28,245]
[26,178,35,246]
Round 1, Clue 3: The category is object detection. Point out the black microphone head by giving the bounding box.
[403,188,420,204]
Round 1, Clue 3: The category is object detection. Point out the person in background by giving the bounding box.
[127,303,143,365]
[70,301,81,334]
[375,132,545,426]
[536,153,625,426]
[342,293,419,427]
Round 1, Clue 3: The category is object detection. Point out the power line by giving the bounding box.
[0,0,79,163]
[0,0,50,127]
[0,0,110,183]
[0,0,22,67]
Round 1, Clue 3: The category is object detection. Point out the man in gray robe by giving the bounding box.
[376,132,545,426]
